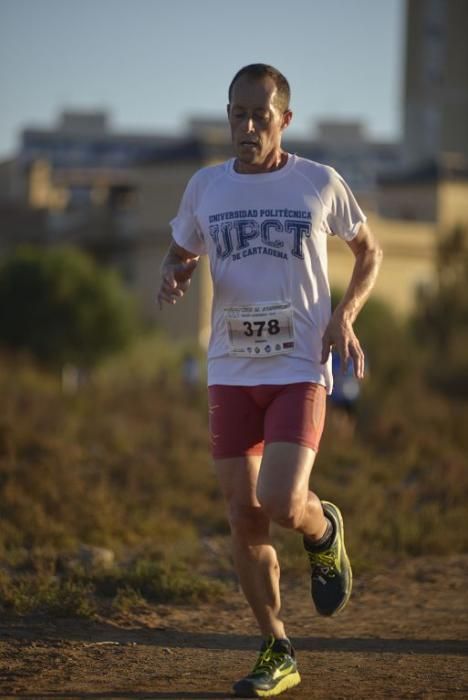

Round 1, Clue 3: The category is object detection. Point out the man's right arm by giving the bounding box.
[157,239,199,308]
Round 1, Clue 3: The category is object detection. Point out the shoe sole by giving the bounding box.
[233,671,301,697]
[320,500,353,616]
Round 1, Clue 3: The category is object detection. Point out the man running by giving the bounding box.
[158,63,382,698]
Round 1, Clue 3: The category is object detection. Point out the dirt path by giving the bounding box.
[0,555,467,699]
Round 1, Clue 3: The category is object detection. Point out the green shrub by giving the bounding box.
[0,245,138,369]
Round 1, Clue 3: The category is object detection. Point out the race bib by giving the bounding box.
[224,301,295,357]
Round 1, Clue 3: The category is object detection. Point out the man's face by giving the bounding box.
[227,75,292,170]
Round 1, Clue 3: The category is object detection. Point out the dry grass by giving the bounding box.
[0,325,467,616]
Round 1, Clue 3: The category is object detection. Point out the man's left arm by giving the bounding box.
[321,222,383,378]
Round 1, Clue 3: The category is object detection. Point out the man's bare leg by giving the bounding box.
[256,442,328,541]
[215,445,327,638]
[215,455,286,638]
[257,441,352,618]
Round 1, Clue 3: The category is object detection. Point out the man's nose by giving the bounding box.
[244,117,255,132]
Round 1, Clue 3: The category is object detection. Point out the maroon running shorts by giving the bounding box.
[208,382,326,459]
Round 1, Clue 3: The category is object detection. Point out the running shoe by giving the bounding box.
[233,635,301,697]
[303,500,352,616]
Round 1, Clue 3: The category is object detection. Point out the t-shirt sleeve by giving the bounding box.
[170,175,207,256]
[324,169,367,241]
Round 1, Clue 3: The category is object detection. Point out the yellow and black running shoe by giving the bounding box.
[303,500,353,616]
[233,635,301,698]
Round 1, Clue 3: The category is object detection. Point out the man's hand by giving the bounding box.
[321,222,382,378]
[321,311,365,379]
[157,241,199,308]
[158,258,198,307]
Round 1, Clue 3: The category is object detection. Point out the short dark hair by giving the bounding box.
[228,64,291,112]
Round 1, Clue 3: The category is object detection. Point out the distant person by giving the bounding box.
[182,351,201,389]
[330,351,362,414]
[158,64,382,697]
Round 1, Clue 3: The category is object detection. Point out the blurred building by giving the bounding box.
[370,0,468,315]
[378,155,468,228]
[404,0,468,166]
[306,120,402,207]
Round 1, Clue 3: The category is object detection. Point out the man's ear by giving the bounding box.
[281,110,293,130]
[226,103,230,118]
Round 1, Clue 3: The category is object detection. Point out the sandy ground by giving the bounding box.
[0,555,467,699]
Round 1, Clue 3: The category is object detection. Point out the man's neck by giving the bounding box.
[234,150,288,174]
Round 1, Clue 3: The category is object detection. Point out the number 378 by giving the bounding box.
[243,319,280,337]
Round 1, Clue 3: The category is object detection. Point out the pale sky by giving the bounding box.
[0,0,405,159]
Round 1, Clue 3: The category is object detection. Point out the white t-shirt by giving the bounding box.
[170,153,366,392]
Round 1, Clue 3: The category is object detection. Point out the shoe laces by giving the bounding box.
[307,550,337,577]
[252,639,289,675]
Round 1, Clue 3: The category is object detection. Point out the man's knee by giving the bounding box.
[256,490,305,530]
